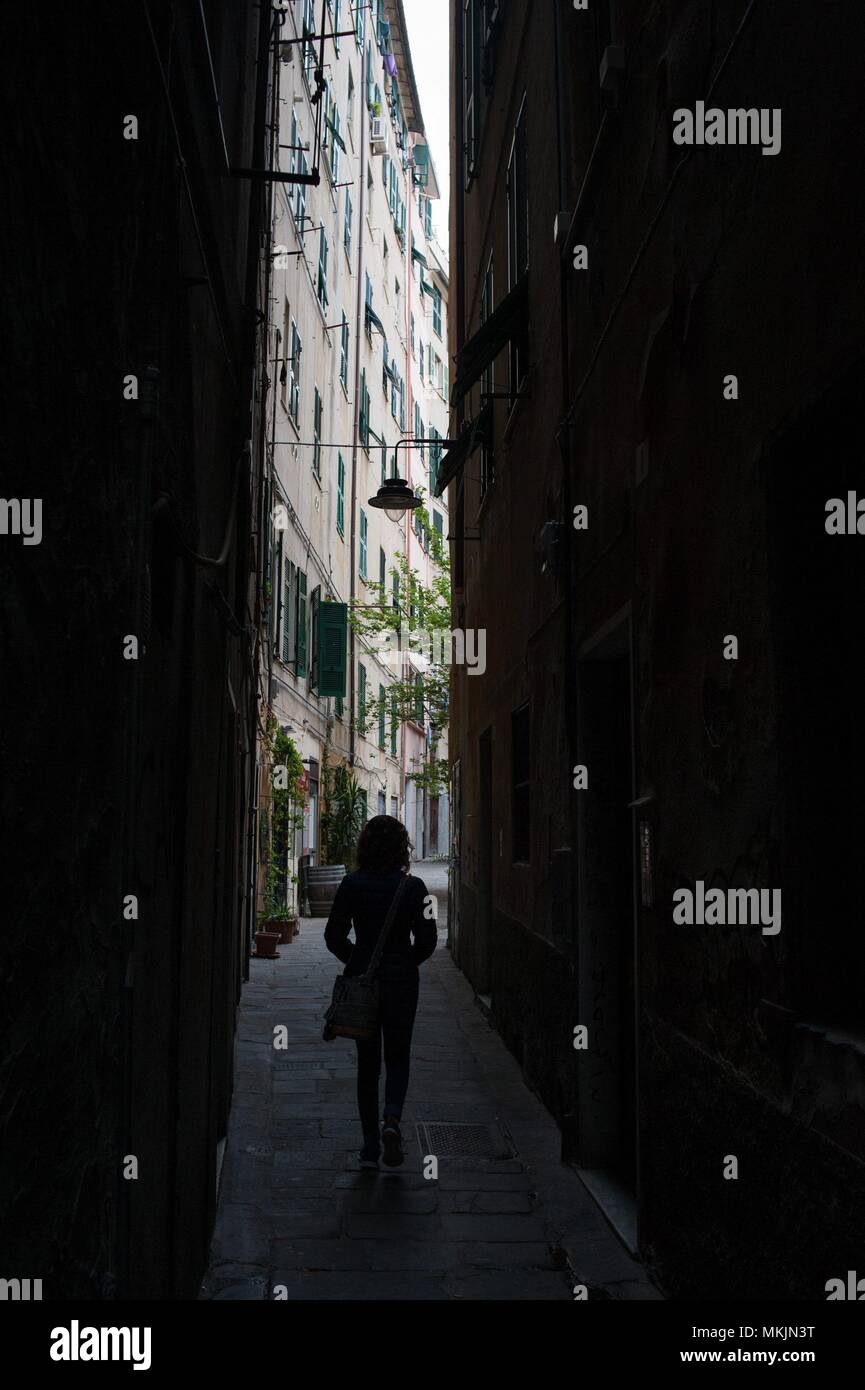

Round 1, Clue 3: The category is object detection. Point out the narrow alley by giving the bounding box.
[201,863,659,1301]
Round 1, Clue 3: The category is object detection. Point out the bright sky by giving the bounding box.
[402,0,450,247]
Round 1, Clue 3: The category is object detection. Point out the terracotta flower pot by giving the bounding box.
[254,930,280,958]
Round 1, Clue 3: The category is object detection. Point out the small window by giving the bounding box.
[336,453,346,537]
[313,387,322,477]
[378,684,386,749]
[432,285,442,338]
[289,320,302,425]
[358,663,367,728]
[511,704,530,863]
[339,312,349,389]
[343,188,353,256]
[359,509,368,577]
[317,228,329,310]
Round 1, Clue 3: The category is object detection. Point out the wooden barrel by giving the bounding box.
[306,864,346,917]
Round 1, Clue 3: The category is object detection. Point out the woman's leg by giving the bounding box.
[380,970,419,1121]
[355,1030,382,1144]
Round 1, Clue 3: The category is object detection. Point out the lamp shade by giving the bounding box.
[368,476,422,522]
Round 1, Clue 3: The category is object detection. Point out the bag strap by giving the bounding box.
[364,873,410,977]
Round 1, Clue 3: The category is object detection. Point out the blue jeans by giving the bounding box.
[355,958,419,1141]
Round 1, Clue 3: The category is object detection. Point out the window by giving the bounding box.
[390,361,399,420]
[317,228,329,310]
[511,703,530,862]
[313,387,322,477]
[378,684,386,748]
[432,284,442,338]
[289,320,301,425]
[282,559,295,663]
[358,788,368,821]
[295,146,308,227]
[382,334,390,396]
[355,0,365,45]
[273,528,283,655]
[326,96,341,184]
[424,194,433,239]
[392,570,399,611]
[333,0,341,55]
[433,509,444,541]
[339,312,349,389]
[377,789,387,816]
[302,0,317,80]
[336,453,345,537]
[379,545,386,590]
[296,569,308,677]
[414,404,424,458]
[358,662,367,728]
[343,188,353,255]
[390,695,398,755]
[359,368,370,448]
[507,94,529,395]
[463,0,505,184]
[309,585,321,689]
[429,427,442,494]
[290,108,308,228]
[410,313,415,356]
[399,377,405,431]
[365,273,373,340]
[347,68,355,127]
[419,340,425,383]
[359,509,368,577]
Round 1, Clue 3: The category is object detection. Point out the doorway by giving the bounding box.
[574,612,638,1243]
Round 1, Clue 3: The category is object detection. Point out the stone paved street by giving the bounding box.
[201,863,660,1300]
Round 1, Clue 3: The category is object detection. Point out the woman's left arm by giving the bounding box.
[324,878,355,964]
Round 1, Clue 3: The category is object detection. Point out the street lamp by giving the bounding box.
[368,475,423,522]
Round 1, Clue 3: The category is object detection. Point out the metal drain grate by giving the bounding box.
[415,1121,514,1159]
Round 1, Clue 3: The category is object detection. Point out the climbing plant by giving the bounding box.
[260,714,306,920]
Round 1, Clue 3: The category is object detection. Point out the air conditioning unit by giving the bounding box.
[370,117,389,156]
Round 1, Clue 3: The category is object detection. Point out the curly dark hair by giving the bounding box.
[356,815,412,873]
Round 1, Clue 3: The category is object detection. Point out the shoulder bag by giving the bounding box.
[322,874,410,1040]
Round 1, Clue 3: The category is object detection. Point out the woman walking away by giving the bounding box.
[324,817,437,1168]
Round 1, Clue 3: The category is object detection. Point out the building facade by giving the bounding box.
[0,0,271,1297]
[258,0,450,901]
[443,0,865,1297]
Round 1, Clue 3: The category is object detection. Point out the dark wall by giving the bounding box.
[448,0,865,1297]
[0,1,269,1298]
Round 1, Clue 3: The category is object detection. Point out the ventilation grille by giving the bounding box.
[415,1121,515,1159]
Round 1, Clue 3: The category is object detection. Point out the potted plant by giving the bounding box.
[253,923,281,958]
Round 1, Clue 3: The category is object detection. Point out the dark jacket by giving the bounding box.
[324,869,437,977]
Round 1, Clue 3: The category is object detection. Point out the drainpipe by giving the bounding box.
[349,36,369,769]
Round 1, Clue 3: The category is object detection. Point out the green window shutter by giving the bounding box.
[318,601,348,698]
[309,585,321,690]
[433,509,443,539]
[379,546,386,590]
[282,560,293,662]
[337,453,345,536]
[360,510,368,577]
[390,694,398,755]
[296,570,308,676]
[378,685,386,748]
[274,534,283,655]
[359,663,367,727]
